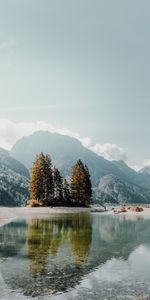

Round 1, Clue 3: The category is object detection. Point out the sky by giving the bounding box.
[0,0,150,169]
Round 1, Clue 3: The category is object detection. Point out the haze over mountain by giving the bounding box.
[10,131,150,204]
[112,160,150,189]
[11,131,124,186]
[139,166,150,175]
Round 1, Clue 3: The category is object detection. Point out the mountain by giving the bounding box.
[10,131,150,204]
[0,148,30,206]
[112,160,150,189]
[0,148,30,178]
[139,166,150,175]
[95,174,150,204]
[10,131,126,186]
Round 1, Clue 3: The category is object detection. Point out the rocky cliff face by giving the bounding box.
[95,174,150,204]
[0,148,29,206]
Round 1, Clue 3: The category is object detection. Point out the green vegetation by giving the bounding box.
[30,153,92,207]
[71,160,92,207]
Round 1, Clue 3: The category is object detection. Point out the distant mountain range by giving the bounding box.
[0,148,29,207]
[95,174,150,204]
[11,131,126,185]
[139,166,150,175]
[8,131,150,205]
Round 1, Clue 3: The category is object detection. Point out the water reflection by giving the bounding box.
[0,213,150,298]
[28,219,55,277]
[70,214,92,266]
[0,220,27,258]
[28,213,92,277]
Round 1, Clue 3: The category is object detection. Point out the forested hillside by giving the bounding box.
[0,148,29,206]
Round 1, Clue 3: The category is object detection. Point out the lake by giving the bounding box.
[0,212,150,300]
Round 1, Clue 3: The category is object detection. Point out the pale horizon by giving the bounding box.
[0,117,146,171]
[0,0,150,171]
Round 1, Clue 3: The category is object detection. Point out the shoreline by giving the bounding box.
[1,206,150,227]
[0,206,104,227]
[111,206,150,220]
[0,208,17,227]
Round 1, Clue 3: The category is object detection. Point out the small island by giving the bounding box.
[30,153,92,208]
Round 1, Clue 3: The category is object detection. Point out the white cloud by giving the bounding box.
[130,164,140,172]
[90,143,127,161]
[0,118,127,162]
[142,159,150,168]
[131,159,150,172]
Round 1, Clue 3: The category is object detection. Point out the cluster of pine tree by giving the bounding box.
[30,153,92,207]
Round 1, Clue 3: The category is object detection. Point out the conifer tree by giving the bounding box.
[30,153,92,208]
[71,160,92,207]
[30,153,44,204]
[53,167,63,205]
[84,165,92,206]
[30,153,54,206]
[44,155,54,205]
[63,179,71,206]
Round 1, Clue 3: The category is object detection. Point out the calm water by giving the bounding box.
[0,213,150,300]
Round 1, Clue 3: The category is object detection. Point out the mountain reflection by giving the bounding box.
[28,213,92,277]
[0,220,27,258]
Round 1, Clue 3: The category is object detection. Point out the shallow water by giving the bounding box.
[0,212,150,299]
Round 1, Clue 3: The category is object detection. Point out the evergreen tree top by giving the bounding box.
[30,153,92,208]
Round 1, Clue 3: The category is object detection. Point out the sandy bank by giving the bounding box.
[0,206,105,227]
[0,208,17,227]
[1,206,150,227]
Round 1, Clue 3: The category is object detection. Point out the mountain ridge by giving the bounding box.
[11,131,126,186]
[0,148,30,206]
[10,131,150,204]
[95,174,150,204]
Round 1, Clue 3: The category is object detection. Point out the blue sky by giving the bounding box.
[0,0,150,167]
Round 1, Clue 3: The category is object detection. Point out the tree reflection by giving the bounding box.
[70,213,92,266]
[28,219,52,277]
[27,213,92,277]
[2,214,150,298]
